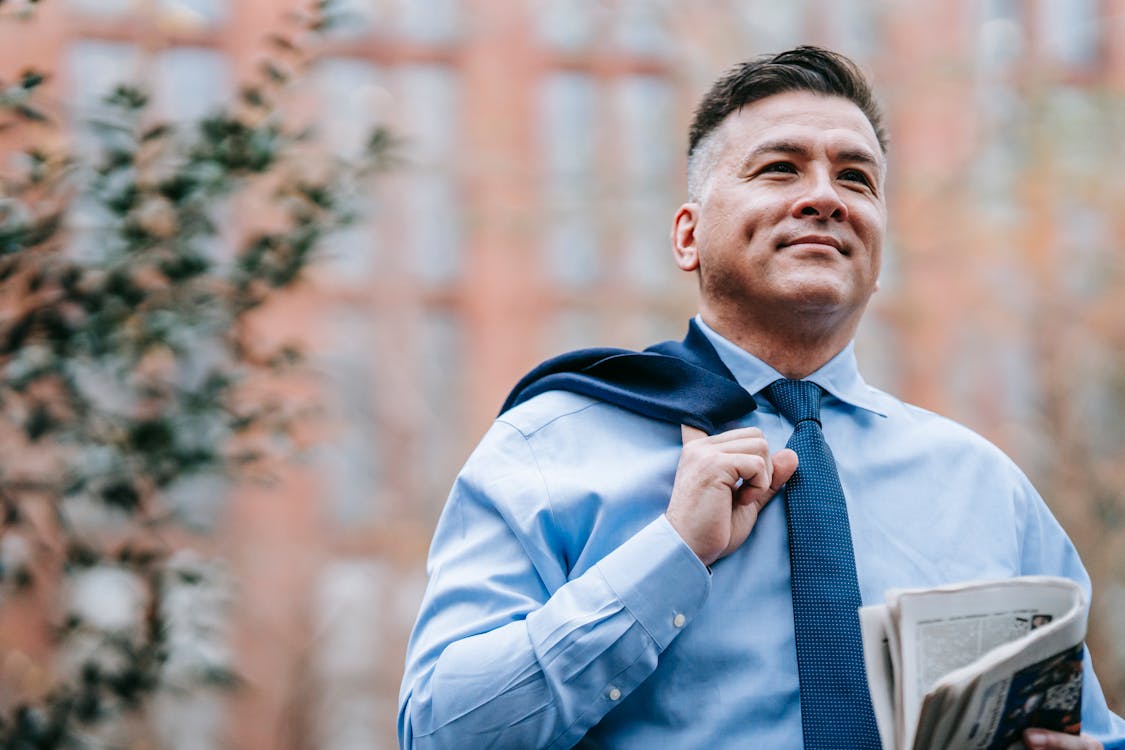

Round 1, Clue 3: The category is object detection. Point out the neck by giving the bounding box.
[699,307,861,379]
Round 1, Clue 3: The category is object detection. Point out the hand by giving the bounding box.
[1023,729,1103,749]
[665,425,798,567]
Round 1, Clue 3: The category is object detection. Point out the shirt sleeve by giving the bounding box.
[397,419,711,750]
[1015,477,1125,743]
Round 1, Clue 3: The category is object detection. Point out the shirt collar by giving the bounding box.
[693,315,888,417]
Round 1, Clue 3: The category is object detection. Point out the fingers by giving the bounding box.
[679,427,775,490]
[670,425,782,565]
[680,425,768,447]
[770,448,798,490]
[678,426,798,498]
[737,448,798,509]
[1022,729,1103,750]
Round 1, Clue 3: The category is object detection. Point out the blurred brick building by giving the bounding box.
[3,0,1125,747]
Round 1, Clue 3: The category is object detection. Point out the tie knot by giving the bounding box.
[764,378,823,425]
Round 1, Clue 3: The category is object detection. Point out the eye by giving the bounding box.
[839,168,872,186]
[759,161,797,175]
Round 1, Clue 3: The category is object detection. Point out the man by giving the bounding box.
[398,47,1125,749]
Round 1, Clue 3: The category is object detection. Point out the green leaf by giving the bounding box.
[239,86,267,109]
[105,183,138,214]
[2,312,34,356]
[158,172,198,203]
[141,123,172,142]
[22,212,63,249]
[24,402,52,441]
[65,543,100,569]
[298,181,332,209]
[159,252,210,281]
[100,480,140,511]
[14,104,48,123]
[266,34,297,53]
[105,271,146,307]
[105,85,148,111]
[260,60,288,84]
[19,70,46,90]
[129,418,174,453]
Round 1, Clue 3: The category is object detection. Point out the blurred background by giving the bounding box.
[1,0,1124,747]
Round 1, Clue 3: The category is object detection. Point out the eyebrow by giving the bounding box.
[739,138,881,172]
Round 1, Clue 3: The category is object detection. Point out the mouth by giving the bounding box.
[780,235,848,256]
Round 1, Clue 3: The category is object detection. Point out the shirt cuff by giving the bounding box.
[595,515,711,650]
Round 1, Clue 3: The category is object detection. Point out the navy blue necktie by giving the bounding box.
[764,379,882,750]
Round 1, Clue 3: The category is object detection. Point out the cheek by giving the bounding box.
[698,206,743,248]
[852,206,886,247]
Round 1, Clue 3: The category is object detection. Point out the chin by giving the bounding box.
[782,279,852,306]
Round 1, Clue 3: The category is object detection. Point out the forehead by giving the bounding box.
[715,91,884,168]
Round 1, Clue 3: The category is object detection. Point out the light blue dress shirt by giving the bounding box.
[399,318,1125,749]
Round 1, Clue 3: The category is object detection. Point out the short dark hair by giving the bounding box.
[687,46,887,160]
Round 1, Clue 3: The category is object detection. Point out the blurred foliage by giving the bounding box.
[0,1,394,745]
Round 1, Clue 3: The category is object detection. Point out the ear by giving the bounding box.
[672,202,701,272]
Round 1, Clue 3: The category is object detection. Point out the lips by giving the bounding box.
[780,234,847,255]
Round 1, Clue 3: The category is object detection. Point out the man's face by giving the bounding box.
[673,91,887,336]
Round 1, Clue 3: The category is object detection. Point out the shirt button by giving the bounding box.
[608,687,622,701]
[673,613,686,628]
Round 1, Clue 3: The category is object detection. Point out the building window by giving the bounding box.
[541,71,601,288]
[154,47,231,123]
[969,88,1029,222]
[420,309,464,508]
[311,57,386,159]
[393,0,460,42]
[157,0,228,30]
[615,74,676,290]
[394,64,463,285]
[976,0,1025,75]
[325,0,460,41]
[313,559,386,750]
[1053,196,1111,298]
[66,0,135,19]
[323,0,381,39]
[151,552,233,750]
[318,310,381,528]
[536,0,601,52]
[612,0,670,55]
[1037,0,1099,68]
[66,39,143,124]
[820,0,879,60]
[973,0,1029,224]
[736,0,807,51]
[306,57,386,283]
[403,176,461,285]
[65,40,143,261]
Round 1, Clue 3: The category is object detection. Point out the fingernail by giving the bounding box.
[1023,729,1046,749]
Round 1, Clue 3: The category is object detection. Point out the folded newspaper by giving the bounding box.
[859,576,1087,750]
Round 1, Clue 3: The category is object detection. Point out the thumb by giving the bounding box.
[736,448,797,510]
[769,448,798,493]
[680,424,709,444]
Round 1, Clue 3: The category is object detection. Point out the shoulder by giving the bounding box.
[495,389,678,443]
[495,390,608,438]
[863,384,1025,471]
[483,390,682,488]
[460,391,682,577]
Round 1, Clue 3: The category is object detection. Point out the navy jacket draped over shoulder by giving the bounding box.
[500,320,758,434]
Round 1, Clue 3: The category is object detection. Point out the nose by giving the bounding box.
[791,171,848,221]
